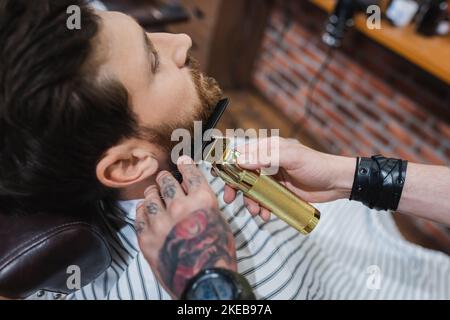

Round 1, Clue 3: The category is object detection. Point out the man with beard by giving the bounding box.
[0,0,236,300]
[2,1,449,300]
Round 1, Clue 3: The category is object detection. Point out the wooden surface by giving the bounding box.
[311,0,450,84]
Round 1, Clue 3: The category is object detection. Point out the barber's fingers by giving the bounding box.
[260,208,272,222]
[244,198,261,216]
[135,201,150,236]
[244,197,272,221]
[177,156,209,193]
[135,193,160,261]
[136,186,166,232]
[236,153,272,171]
[235,137,279,170]
[223,180,272,221]
[223,185,237,204]
[143,185,165,215]
[242,196,272,221]
[156,171,185,205]
[235,136,305,171]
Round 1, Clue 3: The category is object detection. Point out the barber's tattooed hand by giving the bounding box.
[160,175,177,200]
[135,156,237,299]
[146,202,159,215]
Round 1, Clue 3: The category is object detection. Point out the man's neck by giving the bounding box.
[118,177,156,201]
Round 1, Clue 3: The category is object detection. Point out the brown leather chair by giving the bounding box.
[0,210,112,299]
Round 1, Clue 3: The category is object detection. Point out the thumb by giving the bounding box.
[235,138,280,170]
[236,152,272,170]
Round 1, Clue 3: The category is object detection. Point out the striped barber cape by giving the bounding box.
[50,163,449,300]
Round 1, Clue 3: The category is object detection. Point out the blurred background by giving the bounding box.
[94,0,450,165]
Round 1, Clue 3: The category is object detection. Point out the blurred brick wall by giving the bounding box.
[252,0,450,165]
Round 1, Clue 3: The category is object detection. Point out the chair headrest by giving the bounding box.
[0,210,112,299]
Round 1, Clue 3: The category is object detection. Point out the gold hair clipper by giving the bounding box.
[205,137,320,235]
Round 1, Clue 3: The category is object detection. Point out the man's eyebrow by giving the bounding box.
[139,24,159,74]
[142,29,152,56]
[130,16,159,74]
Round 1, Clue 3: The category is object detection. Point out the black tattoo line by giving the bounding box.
[161,176,176,199]
[185,166,202,187]
[146,202,159,215]
[135,221,146,234]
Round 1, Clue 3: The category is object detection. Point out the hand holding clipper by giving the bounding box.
[205,137,320,235]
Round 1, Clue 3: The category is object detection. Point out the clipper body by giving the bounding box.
[206,138,320,235]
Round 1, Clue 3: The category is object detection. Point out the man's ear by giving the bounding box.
[96,140,159,189]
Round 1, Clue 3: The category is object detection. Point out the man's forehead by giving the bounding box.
[96,11,142,55]
[93,11,149,84]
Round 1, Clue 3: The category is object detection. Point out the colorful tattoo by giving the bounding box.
[157,208,235,297]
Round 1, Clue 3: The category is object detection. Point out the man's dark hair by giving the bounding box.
[0,0,140,216]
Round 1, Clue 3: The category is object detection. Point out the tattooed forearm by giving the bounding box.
[157,208,235,298]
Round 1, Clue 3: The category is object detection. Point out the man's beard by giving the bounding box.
[140,55,224,156]
[177,54,224,143]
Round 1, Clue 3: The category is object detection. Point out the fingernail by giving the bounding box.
[144,185,156,197]
[156,170,169,181]
[177,155,193,165]
[237,154,248,164]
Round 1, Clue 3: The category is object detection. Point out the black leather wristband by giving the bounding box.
[350,157,372,203]
[350,155,408,211]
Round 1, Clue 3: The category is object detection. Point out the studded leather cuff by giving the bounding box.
[350,155,408,211]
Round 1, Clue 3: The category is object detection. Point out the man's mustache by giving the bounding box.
[185,52,198,69]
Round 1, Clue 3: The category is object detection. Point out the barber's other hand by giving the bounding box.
[224,137,355,221]
[136,156,237,299]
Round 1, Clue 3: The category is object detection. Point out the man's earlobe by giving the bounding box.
[96,146,159,189]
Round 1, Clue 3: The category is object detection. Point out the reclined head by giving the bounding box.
[0,0,223,216]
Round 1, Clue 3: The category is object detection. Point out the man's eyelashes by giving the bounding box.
[151,50,160,73]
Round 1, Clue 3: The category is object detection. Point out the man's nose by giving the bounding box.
[172,33,192,68]
[148,33,193,69]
